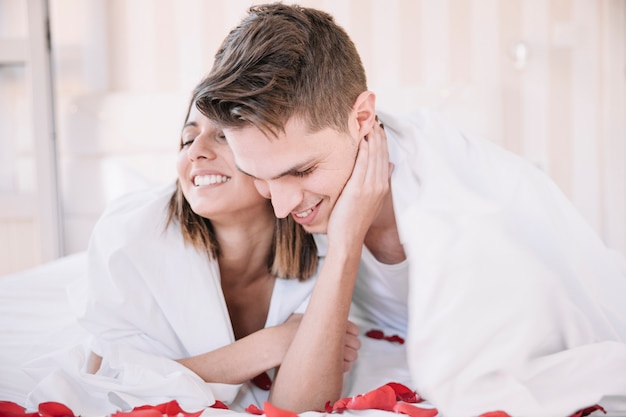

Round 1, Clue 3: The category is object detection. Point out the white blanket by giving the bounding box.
[378,109,626,417]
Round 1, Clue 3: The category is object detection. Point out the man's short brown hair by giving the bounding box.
[195,3,367,137]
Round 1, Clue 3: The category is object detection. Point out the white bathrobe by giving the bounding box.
[351,109,626,417]
[25,183,317,416]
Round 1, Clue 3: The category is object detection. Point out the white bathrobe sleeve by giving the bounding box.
[382,110,626,417]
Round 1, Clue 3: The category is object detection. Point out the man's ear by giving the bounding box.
[351,91,377,138]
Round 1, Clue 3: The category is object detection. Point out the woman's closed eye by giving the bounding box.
[181,137,196,149]
[182,133,225,149]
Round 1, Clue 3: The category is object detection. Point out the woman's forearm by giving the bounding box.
[177,323,296,385]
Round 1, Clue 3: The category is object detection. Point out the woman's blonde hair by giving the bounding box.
[165,98,318,280]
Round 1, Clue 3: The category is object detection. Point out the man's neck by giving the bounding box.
[364,190,406,265]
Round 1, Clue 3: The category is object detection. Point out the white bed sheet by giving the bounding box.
[0,252,90,404]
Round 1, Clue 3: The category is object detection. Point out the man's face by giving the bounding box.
[224,117,360,234]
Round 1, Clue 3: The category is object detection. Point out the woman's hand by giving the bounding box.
[343,320,361,372]
[278,315,361,373]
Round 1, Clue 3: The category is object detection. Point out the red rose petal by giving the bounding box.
[155,400,183,416]
[332,396,351,413]
[111,409,162,417]
[252,372,273,391]
[384,382,419,403]
[262,402,298,417]
[0,401,39,417]
[569,404,607,417]
[0,402,26,414]
[393,402,438,417]
[210,401,229,410]
[155,400,202,417]
[384,335,405,344]
[365,329,405,344]
[478,412,511,417]
[0,401,25,416]
[38,402,75,417]
[346,384,397,411]
[245,404,264,415]
[365,329,385,340]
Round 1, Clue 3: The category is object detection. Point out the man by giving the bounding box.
[194,3,626,417]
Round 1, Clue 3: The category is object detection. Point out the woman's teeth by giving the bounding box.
[194,175,231,186]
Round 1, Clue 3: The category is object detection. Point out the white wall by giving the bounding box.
[0,0,624,275]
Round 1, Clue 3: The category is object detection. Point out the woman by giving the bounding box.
[25,95,365,415]
[83,100,320,383]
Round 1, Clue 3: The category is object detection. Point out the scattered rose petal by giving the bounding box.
[365,329,385,339]
[210,401,229,410]
[384,335,405,344]
[0,401,38,417]
[346,384,397,411]
[365,329,405,344]
[154,400,183,416]
[384,382,420,403]
[262,402,298,417]
[112,401,202,417]
[111,409,161,417]
[569,404,607,417]
[0,402,27,414]
[324,401,333,413]
[332,396,351,413]
[38,402,75,417]
[478,412,511,417]
[392,402,438,417]
[245,404,264,415]
[252,372,273,391]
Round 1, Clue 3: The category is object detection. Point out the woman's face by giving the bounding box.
[176,104,268,220]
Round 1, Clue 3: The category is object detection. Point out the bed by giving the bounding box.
[0,254,613,417]
[0,253,444,417]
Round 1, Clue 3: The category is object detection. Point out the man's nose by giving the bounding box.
[268,180,303,219]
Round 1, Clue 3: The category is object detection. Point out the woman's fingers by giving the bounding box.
[342,321,361,373]
[346,320,360,336]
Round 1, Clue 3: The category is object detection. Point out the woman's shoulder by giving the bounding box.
[102,182,176,216]
[90,182,178,247]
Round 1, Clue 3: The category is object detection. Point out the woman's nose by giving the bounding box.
[187,136,217,161]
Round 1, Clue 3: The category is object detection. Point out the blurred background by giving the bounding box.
[0,0,624,276]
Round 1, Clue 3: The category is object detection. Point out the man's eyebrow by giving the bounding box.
[236,159,315,180]
[182,121,197,130]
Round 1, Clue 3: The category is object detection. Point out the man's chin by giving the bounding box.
[301,222,328,235]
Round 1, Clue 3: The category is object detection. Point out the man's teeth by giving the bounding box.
[194,175,231,186]
[295,208,314,218]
